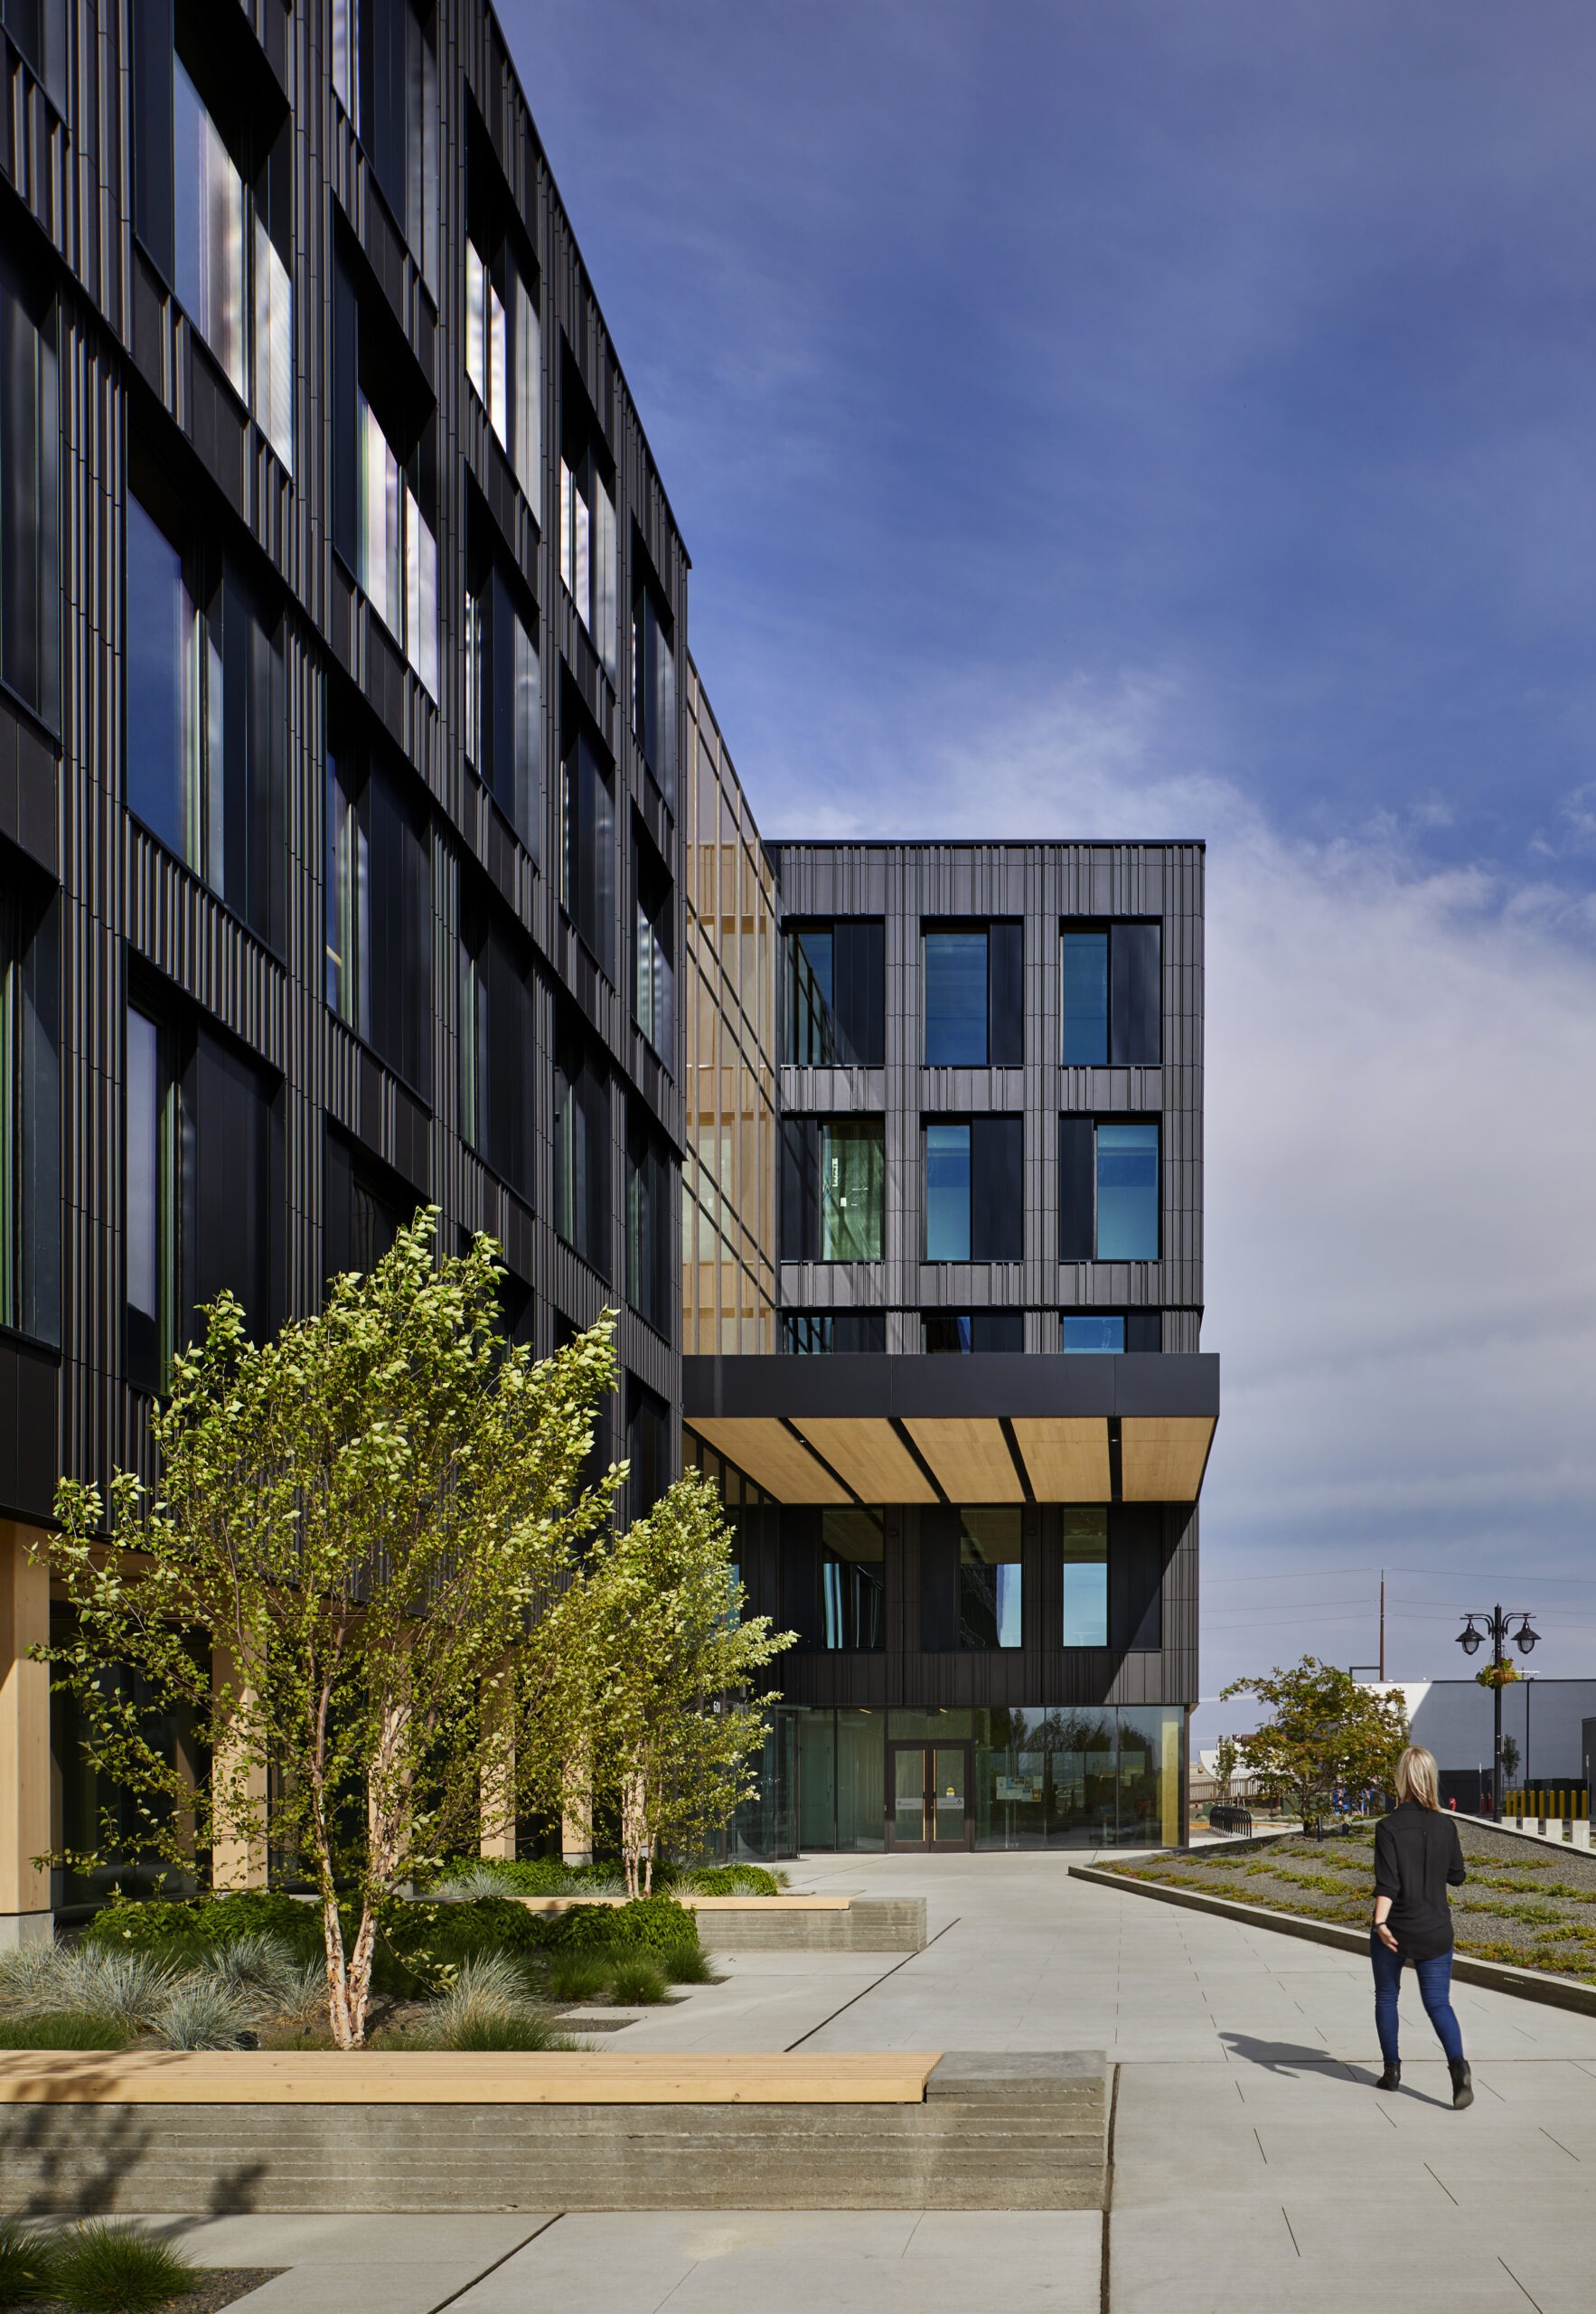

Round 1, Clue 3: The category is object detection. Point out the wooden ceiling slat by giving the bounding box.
[1011,1418,1110,1503]
[1119,1416,1216,1503]
[689,1418,850,1504]
[793,1419,938,1504]
[901,1418,1024,1504]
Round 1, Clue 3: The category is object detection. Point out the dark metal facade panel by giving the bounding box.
[775,1502,1197,1714]
[3,0,688,1523]
[770,840,1205,1340]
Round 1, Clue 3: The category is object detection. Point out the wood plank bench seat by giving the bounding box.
[0,2048,941,2107]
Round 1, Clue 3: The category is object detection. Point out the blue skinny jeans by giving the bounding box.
[1369,1930,1464,2065]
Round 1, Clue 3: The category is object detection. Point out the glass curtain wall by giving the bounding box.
[681,668,778,1353]
[793,1706,1181,1851]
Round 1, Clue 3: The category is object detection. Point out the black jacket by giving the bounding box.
[1373,1802,1466,1961]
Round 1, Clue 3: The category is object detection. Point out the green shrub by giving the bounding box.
[606,1955,668,2006]
[544,1895,698,1959]
[82,1890,323,1960]
[545,1952,611,2002]
[659,1942,718,1986]
[0,2216,56,2306]
[51,2220,202,2313]
[666,1865,780,1896]
[0,2011,128,2050]
[424,1858,627,1898]
[446,2009,577,2052]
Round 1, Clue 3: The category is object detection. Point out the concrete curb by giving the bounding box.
[1067,1864,1596,2018]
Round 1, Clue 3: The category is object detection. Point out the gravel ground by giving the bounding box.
[11,2272,279,2314]
[1107,1820,1596,1980]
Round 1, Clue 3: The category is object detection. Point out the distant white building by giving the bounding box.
[1362,1679,1596,1798]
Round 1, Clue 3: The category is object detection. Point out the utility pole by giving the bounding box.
[1379,1571,1385,1684]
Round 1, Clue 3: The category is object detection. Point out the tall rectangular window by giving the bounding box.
[458,891,533,1201]
[958,1508,1022,1649]
[559,403,617,682]
[554,1014,609,1276]
[625,1105,671,1338]
[324,750,430,1098]
[133,10,294,468]
[465,557,540,856]
[125,1006,175,1393]
[125,483,285,948]
[780,1117,886,1263]
[324,752,370,1038]
[0,877,60,1346]
[1058,1119,1159,1261]
[784,921,885,1065]
[632,572,676,808]
[2,0,66,108]
[633,825,674,1062]
[924,1117,1023,1262]
[1062,1509,1108,1647]
[127,1004,280,1391]
[561,728,615,980]
[923,922,1023,1067]
[821,1510,885,1650]
[1062,923,1160,1066]
[330,0,437,283]
[465,230,540,507]
[331,254,437,693]
[324,1127,406,1287]
[0,249,59,726]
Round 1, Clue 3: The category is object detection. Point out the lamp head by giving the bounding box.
[1515,1619,1540,1656]
[1458,1620,1483,1656]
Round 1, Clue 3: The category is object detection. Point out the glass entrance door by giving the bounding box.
[887,1742,972,1849]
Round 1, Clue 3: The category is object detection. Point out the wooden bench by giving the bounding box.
[0,2048,939,2106]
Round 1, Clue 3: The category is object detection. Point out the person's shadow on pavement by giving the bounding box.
[1221,2034,1451,2103]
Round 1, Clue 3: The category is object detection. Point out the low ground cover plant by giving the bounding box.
[0,2217,202,2311]
[427,1857,784,1899]
[1106,1822,1596,1981]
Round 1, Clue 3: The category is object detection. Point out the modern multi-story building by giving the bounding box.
[681,834,1216,1855]
[0,0,1216,1943]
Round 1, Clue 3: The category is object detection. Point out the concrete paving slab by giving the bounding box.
[448,2209,1103,2314]
[147,2215,549,2266]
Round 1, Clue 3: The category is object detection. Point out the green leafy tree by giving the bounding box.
[1500,1734,1521,1784]
[1219,1656,1407,1822]
[1213,1735,1239,1801]
[45,1214,622,2049]
[532,1473,794,1896]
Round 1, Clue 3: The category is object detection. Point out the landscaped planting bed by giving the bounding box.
[0,1889,713,2055]
[1106,1819,1596,1980]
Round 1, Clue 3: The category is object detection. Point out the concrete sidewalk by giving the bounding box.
[65,1849,1596,2312]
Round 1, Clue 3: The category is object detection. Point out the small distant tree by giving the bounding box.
[46,1215,622,2049]
[1220,1656,1407,1825]
[1214,1735,1239,1801]
[1500,1734,1521,1785]
[535,1474,794,1895]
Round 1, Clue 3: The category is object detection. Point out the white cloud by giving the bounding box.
[767,677,1596,1721]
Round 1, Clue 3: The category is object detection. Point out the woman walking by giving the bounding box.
[1371,1744,1471,2106]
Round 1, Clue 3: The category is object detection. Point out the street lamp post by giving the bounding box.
[1457,1606,1540,1819]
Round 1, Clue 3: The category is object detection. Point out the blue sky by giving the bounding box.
[505,1,1596,1724]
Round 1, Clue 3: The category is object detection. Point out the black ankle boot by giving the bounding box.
[1376,2061,1401,2091]
[1450,2058,1473,2110]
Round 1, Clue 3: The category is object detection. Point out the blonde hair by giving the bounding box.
[1395,1745,1440,1810]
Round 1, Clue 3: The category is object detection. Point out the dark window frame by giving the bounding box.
[1061,918,1161,1068]
[783,919,885,1067]
[922,918,1023,1068]
[923,1115,1024,1264]
[1058,1115,1161,1264]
